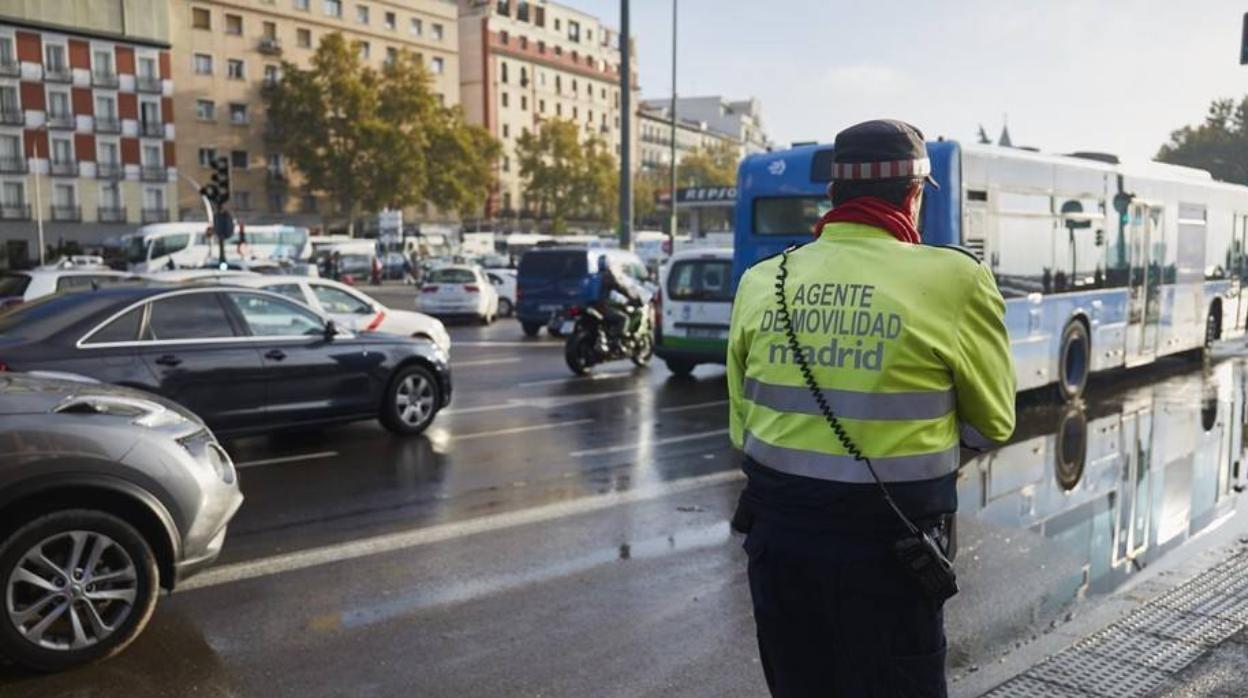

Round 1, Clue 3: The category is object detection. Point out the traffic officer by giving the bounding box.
[727,119,1016,697]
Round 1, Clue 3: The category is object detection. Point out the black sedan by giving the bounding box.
[0,286,451,436]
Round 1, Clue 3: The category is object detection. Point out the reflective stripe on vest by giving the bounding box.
[742,377,954,421]
[743,432,960,484]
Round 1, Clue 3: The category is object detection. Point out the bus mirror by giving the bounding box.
[1112,192,1133,216]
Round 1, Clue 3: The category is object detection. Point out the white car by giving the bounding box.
[232,275,451,353]
[485,268,517,317]
[0,269,141,308]
[418,265,500,325]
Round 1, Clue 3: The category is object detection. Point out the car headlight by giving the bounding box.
[205,442,236,484]
[56,395,190,429]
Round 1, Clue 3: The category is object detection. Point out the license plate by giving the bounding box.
[560,321,576,334]
[539,304,561,312]
[687,327,726,339]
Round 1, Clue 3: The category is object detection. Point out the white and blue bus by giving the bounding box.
[734,141,1248,400]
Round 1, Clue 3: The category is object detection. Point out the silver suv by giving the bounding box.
[0,373,243,671]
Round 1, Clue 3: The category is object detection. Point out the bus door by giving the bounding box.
[1124,203,1163,366]
[1233,214,1248,332]
[1112,401,1153,568]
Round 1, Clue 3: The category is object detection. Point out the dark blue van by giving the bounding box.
[515,247,649,337]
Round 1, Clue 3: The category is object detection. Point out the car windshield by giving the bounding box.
[518,251,588,278]
[428,268,476,284]
[0,273,31,297]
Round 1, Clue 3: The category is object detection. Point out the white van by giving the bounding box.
[655,248,734,376]
[123,223,310,272]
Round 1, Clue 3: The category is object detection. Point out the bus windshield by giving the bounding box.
[753,197,831,236]
[124,236,149,265]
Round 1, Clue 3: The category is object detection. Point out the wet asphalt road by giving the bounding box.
[5,294,1248,697]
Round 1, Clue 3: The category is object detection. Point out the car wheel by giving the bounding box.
[665,358,697,377]
[521,322,543,338]
[498,298,514,318]
[0,510,159,672]
[380,364,441,435]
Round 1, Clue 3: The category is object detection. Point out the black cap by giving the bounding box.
[831,119,937,188]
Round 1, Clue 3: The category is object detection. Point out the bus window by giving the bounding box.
[753,196,830,236]
[152,234,190,258]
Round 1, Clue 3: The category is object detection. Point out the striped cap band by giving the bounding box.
[831,157,931,181]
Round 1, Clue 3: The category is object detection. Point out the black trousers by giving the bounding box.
[744,520,948,698]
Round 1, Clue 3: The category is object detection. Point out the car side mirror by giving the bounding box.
[324,319,339,339]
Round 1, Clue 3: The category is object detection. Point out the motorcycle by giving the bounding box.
[564,303,654,376]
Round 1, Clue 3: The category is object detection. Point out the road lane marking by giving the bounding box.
[235,451,339,469]
[454,341,564,348]
[453,418,593,441]
[453,357,524,368]
[442,389,644,416]
[660,400,728,413]
[179,469,744,591]
[517,371,634,388]
[569,429,731,457]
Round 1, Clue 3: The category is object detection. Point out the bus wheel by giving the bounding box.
[1054,406,1088,491]
[1056,321,1090,403]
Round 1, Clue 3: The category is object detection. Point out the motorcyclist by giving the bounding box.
[596,255,642,351]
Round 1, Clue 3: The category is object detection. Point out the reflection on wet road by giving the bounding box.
[5,317,1248,697]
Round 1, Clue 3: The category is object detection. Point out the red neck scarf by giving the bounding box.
[813,196,921,245]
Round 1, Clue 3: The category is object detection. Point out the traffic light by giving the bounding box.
[199,156,231,207]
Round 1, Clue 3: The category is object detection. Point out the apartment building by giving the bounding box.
[637,100,745,174]
[170,0,460,227]
[0,0,176,268]
[645,96,771,157]
[458,0,637,220]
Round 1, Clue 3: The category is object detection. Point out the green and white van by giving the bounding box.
[655,248,734,376]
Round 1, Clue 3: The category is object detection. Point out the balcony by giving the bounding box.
[94,115,121,134]
[258,36,283,55]
[0,156,26,173]
[50,204,82,222]
[0,57,19,78]
[43,63,71,82]
[96,162,124,179]
[141,207,170,223]
[0,108,24,126]
[46,111,75,130]
[139,120,164,138]
[97,206,127,223]
[0,203,29,220]
[92,70,119,88]
[49,160,79,177]
[135,74,162,93]
[140,165,167,182]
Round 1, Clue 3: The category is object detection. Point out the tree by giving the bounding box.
[265,33,499,227]
[1156,96,1248,184]
[516,119,617,232]
[677,141,740,188]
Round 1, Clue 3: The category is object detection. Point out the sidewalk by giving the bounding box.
[981,545,1248,697]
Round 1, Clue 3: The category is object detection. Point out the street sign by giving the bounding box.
[378,209,403,245]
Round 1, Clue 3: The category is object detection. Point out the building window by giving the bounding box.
[521,95,527,111]
[266,153,283,172]
[501,92,508,108]
[502,192,512,211]
[235,191,251,210]
[554,18,560,31]
[225,14,243,35]
[2,181,24,207]
[92,49,115,78]
[49,138,72,164]
[324,0,341,18]
[502,156,509,172]
[227,59,245,80]
[144,187,165,213]
[502,124,510,138]
[196,99,215,120]
[358,41,370,59]
[96,95,117,119]
[198,147,216,167]
[264,64,280,85]
[517,0,530,21]
[142,143,161,168]
[356,4,369,23]
[231,150,249,169]
[47,90,71,119]
[192,7,211,29]
[497,0,510,16]
[294,0,309,10]
[500,61,508,83]
[409,18,422,35]
[269,192,285,213]
[431,57,444,74]
[262,21,277,39]
[538,40,545,54]
[499,30,508,45]
[384,47,397,66]
[555,75,561,94]
[568,20,579,42]
[297,28,312,47]
[556,103,561,116]
[193,53,213,74]
[44,44,67,73]
[535,6,545,26]
[431,23,443,41]
[539,99,545,113]
[384,11,395,30]
[0,37,14,68]
[100,181,121,209]
[229,103,248,124]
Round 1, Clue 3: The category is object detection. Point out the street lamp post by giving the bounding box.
[668,0,678,252]
[29,123,45,266]
[618,0,633,250]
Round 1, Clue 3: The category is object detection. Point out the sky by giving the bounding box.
[565,0,1248,162]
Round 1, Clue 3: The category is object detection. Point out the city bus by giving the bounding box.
[123,223,311,272]
[734,141,1248,400]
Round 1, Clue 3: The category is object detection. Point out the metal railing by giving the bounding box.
[139,120,164,137]
[140,165,167,182]
[0,156,26,173]
[43,63,72,82]
[92,70,119,88]
[46,111,75,129]
[96,162,124,179]
[94,115,121,133]
[0,203,29,220]
[0,107,22,126]
[50,204,81,222]
[258,37,283,54]
[49,160,79,177]
[97,206,127,223]
[135,74,162,93]
[141,207,170,223]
